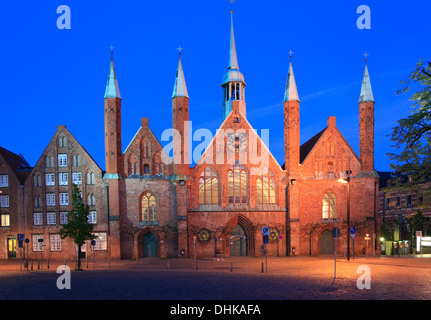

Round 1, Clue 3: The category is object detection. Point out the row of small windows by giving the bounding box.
[127,162,165,176]
[33,211,97,226]
[139,189,337,223]
[198,165,275,205]
[31,233,106,252]
[45,154,82,168]
[34,172,95,187]
[384,195,424,210]
[34,192,96,208]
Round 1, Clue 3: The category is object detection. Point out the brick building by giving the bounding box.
[104,11,380,259]
[0,11,380,260]
[0,147,32,259]
[0,126,109,260]
[378,172,431,254]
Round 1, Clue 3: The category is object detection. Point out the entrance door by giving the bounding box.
[230,224,247,256]
[143,233,157,257]
[7,239,16,258]
[320,230,333,255]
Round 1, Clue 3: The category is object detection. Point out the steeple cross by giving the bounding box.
[288,50,294,59]
[177,46,184,55]
[363,52,369,60]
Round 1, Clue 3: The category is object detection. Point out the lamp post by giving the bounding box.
[338,170,351,261]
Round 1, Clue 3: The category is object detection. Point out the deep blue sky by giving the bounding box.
[1,0,430,172]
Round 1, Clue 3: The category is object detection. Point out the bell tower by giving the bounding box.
[222,10,246,120]
[283,55,300,178]
[172,50,190,177]
[104,51,122,175]
[358,55,375,172]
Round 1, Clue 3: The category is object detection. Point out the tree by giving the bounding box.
[154,221,177,258]
[187,225,201,259]
[300,222,321,256]
[121,222,142,260]
[388,59,431,183]
[406,210,430,253]
[58,185,96,270]
[212,225,233,258]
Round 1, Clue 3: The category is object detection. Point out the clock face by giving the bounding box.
[197,228,211,242]
[227,133,247,152]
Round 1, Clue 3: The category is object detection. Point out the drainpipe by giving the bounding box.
[20,185,24,234]
[105,185,110,236]
[285,182,290,257]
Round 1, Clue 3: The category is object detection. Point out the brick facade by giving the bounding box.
[0,22,381,260]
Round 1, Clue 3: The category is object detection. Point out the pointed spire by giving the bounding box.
[359,61,374,103]
[284,59,299,102]
[228,11,239,70]
[172,52,189,99]
[104,53,121,99]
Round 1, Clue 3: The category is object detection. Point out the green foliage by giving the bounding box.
[58,184,97,247]
[388,59,431,182]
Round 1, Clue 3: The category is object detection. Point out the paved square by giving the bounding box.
[1,255,431,300]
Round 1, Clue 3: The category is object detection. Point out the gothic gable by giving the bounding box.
[300,117,361,179]
[123,118,168,177]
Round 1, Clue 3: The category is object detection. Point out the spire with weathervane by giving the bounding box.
[359,52,375,173]
[172,47,190,177]
[104,46,121,99]
[104,46,122,176]
[222,6,246,120]
[283,52,300,178]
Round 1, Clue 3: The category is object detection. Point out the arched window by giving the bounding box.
[34,173,41,187]
[141,192,156,221]
[198,167,219,205]
[228,160,247,204]
[322,192,336,219]
[143,164,150,174]
[58,135,67,148]
[256,169,276,204]
[87,172,95,185]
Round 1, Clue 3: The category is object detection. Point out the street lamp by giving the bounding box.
[338,170,351,261]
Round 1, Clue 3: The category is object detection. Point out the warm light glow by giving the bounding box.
[338,178,347,184]
[421,237,431,247]
[380,237,384,242]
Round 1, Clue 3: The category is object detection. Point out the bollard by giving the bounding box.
[31,260,33,271]
[38,261,40,270]
[47,260,50,270]
[261,262,264,273]
[231,262,233,272]
[196,261,198,271]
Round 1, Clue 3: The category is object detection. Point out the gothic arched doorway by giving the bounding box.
[230,224,247,256]
[320,230,333,255]
[143,233,157,257]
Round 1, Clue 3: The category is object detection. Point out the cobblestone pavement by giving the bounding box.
[1,255,431,300]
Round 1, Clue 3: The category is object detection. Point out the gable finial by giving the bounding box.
[177,45,183,56]
[363,52,369,61]
[288,50,294,60]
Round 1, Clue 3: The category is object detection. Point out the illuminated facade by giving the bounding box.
[0,11,380,260]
